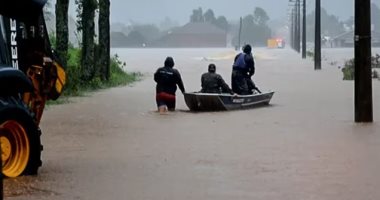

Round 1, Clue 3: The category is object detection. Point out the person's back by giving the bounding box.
[154,66,182,95]
[154,57,185,95]
[154,57,185,113]
[201,64,233,94]
[231,44,255,95]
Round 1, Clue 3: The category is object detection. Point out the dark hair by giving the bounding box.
[243,44,252,54]
[208,63,216,73]
[164,57,175,68]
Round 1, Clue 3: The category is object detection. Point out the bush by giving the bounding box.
[342,59,355,80]
[306,50,314,59]
[341,55,380,81]
[373,70,379,79]
[59,47,141,97]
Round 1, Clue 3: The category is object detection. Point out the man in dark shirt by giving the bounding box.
[201,64,234,94]
[154,57,185,113]
[231,44,255,95]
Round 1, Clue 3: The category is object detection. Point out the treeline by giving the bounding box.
[189,7,273,46]
[306,3,380,42]
[111,6,273,47]
[54,0,138,95]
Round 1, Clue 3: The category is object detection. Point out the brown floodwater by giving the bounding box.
[5,48,380,200]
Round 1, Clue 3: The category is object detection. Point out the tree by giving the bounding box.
[344,16,354,31]
[132,24,162,42]
[306,8,345,42]
[232,7,272,46]
[241,14,257,45]
[253,7,269,26]
[44,0,53,21]
[55,0,69,67]
[214,16,229,31]
[98,0,110,81]
[252,7,271,45]
[204,9,216,23]
[372,3,380,32]
[77,0,97,81]
[190,7,204,23]
[125,30,146,47]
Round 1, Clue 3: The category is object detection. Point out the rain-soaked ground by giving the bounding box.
[4,47,380,200]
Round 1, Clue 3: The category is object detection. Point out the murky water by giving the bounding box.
[5,47,380,200]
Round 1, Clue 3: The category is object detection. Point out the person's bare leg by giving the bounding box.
[158,105,168,114]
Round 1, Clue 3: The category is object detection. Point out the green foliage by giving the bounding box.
[232,7,272,46]
[306,50,315,59]
[372,54,380,68]
[253,7,270,25]
[61,47,141,97]
[373,70,379,79]
[204,9,216,23]
[190,7,204,23]
[189,7,229,31]
[75,0,98,32]
[106,55,142,87]
[214,16,229,31]
[342,59,355,80]
[341,55,380,80]
[306,8,345,42]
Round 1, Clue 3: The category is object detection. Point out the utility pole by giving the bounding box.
[292,7,296,50]
[296,0,301,53]
[302,0,307,58]
[290,8,294,50]
[314,0,321,70]
[354,0,373,122]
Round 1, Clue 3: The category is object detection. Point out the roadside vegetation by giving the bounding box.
[342,54,380,80]
[49,0,141,104]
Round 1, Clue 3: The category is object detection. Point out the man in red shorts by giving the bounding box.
[154,57,185,113]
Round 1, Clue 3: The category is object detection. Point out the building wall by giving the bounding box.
[154,33,227,48]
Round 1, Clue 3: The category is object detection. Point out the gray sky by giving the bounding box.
[66,0,380,25]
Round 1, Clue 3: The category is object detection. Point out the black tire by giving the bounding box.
[0,95,42,177]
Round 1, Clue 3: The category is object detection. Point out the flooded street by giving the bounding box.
[5,48,380,200]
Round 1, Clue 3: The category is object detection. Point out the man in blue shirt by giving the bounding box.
[231,44,255,95]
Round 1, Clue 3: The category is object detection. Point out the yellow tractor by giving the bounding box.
[0,0,66,177]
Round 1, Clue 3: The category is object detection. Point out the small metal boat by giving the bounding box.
[184,91,275,111]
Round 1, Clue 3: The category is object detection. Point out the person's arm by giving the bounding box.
[201,74,206,91]
[175,69,185,93]
[217,74,234,94]
[246,55,255,76]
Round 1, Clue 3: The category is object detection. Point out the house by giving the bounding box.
[332,30,380,47]
[151,22,227,48]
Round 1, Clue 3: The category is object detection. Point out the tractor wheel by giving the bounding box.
[0,96,42,177]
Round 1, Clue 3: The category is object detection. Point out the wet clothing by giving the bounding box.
[201,72,233,94]
[154,66,185,95]
[156,92,176,110]
[154,66,185,110]
[231,53,255,95]
[232,53,255,75]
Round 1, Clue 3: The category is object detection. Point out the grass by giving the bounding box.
[47,47,141,105]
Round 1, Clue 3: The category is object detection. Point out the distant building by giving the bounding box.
[111,31,147,48]
[332,31,380,47]
[151,22,227,48]
[111,32,129,47]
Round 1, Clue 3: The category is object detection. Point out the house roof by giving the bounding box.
[171,22,226,35]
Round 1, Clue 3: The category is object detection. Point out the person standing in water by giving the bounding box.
[154,57,185,113]
[231,44,256,95]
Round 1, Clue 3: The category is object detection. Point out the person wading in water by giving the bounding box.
[154,57,185,114]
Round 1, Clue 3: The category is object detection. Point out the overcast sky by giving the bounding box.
[65,0,380,25]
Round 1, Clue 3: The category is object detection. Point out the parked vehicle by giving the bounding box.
[0,0,66,177]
